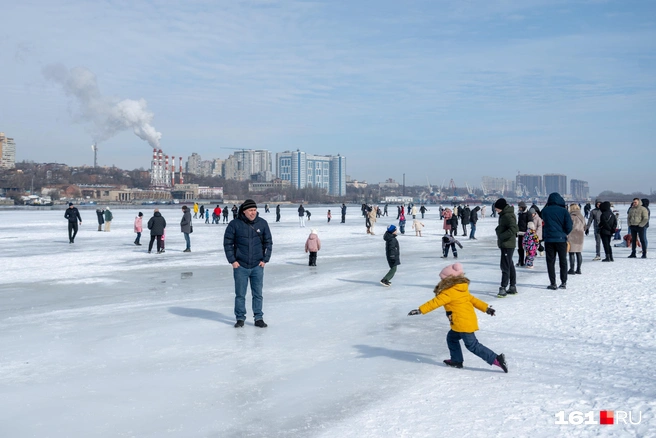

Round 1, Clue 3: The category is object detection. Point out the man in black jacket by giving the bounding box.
[64,202,82,243]
[224,199,273,328]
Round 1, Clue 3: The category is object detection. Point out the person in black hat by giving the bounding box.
[494,198,518,297]
[224,199,273,328]
[64,202,82,243]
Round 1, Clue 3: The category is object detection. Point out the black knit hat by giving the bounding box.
[494,198,508,210]
[239,199,257,213]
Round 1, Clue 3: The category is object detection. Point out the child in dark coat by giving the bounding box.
[442,235,463,258]
[380,225,400,287]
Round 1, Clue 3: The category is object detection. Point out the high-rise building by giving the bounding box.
[276,150,346,196]
[544,174,567,195]
[0,132,16,169]
[570,179,590,200]
[223,150,272,181]
[186,153,202,175]
[516,174,543,197]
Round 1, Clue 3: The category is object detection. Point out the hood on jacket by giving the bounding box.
[153,211,162,217]
[384,230,397,241]
[500,204,515,216]
[472,206,480,212]
[600,201,612,212]
[546,192,566,207]
[641,198,650,208]
[434,274,470,295]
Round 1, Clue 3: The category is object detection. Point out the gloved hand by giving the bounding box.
[486,306,495,316]
[585,229,589,236]
[408,309,421,316]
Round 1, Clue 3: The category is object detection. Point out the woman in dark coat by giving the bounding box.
[147,209,167,254]
[598,201,617,262]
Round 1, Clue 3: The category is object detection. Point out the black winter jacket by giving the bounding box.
[65,207,82,223]
[496,205,518,249]
[147,212,166,235]
[599,202,617,236]
[224,212,273,269]
[470,206,480,224]
[461,207,471,225]
[541,193,573,243]
[384,231,400,268]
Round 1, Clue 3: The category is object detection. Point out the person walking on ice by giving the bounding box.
[412,218,425,237]
[305,229,321,266]
[380,224,400,287]
[407,262,508,373]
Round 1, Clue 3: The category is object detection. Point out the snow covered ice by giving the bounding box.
[1,206,654,437]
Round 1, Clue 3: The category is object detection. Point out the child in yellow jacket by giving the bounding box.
[408,262,508,372]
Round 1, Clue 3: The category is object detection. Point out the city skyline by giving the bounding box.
[2,1,655,194]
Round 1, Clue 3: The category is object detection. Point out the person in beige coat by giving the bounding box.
[368,207,378,235]
[412,219,425,237]
[567,204,586,274]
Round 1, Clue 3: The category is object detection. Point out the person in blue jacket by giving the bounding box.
[541,192,573,290]
[223,199,273,328]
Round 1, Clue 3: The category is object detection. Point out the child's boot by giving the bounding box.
[493,354,508,373]
[443,359,463,369]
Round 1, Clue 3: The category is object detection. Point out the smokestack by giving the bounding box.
[158,149,163,187]
[91,143,98,168]
[171,156,175,187]
[166,155,171,188]
[151,148,158,187]
[179,157,183,184]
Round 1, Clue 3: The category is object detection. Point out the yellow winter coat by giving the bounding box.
[418,275,490,333]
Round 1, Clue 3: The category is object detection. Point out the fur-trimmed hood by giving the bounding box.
[434,275,470,295]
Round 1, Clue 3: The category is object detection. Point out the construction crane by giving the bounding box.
[449,179,457,196]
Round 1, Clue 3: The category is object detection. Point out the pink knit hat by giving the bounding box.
[439,262,464,279]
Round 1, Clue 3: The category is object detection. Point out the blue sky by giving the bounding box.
[2,0,655,194]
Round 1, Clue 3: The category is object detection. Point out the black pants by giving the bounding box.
[149,235,163,252]
[601,234,613,259]
[630,226,647,255]
[276,214,281,222]
[443,243,458,258]
[341,214,345,223]
[308,252,317,266]
[499,248,516,288]
[68,222,78,242]
[569,252,582,271]
[545,242,568,286]
[516,234,525,266]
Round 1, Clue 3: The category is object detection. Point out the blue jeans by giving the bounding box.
[233,265,264,321]
[446,330,497,364]
[469,223,477,239]
[183,232,190,249]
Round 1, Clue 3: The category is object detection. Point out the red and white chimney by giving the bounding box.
[171,156,175,187]
[179,157,184,184]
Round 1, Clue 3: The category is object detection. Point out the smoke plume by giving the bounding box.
[43,63,162,148]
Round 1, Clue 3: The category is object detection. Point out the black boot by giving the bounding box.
[567,268,575,274]
[575,267,581,275]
